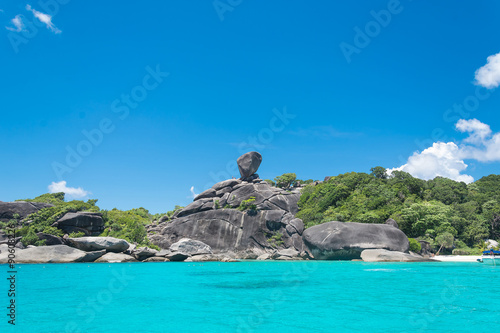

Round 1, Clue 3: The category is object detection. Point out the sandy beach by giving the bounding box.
[433,255,482,262]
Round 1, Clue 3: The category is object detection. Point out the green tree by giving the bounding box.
[274,173,297,189]
[435,232,454,255]
[370,166,387,179]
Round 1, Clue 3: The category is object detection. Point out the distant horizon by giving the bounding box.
[1,1,500,214]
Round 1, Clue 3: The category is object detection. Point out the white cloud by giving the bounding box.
[48,181,90,199]
[190,186,198,199]
[474,52,500,89]
[456,118,492,144]
[6,15,24,32]
[390,119,500,184]
[26,4,61,34]
[388,142,474,183]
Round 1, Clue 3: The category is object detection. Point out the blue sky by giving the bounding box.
[1,1,500,213]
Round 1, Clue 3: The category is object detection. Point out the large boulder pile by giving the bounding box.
[0,201,53,222]
[149,152,306,257]
[303,221,410,260]
[52,212,104,236]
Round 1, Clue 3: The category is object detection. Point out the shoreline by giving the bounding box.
[433,255,481,262]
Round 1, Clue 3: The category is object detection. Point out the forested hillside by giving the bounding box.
[294,169,500,253]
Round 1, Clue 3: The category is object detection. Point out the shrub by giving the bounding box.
[21,227,40,246]
[408,238,421,253]
[267,232,284,247]
[238,197,257,212]
[41,226,64,237]
[68,231,85,238]
[452,248,471,255]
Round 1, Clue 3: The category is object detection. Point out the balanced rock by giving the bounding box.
[67,236,130,253]
[169,238,212,256]
[0,201,53,222]
[237,151,262,179]
[53,212,104,236]
[0,245,105,263]
[303,221,410,260]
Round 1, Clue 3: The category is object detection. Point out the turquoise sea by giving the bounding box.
[1,261,499,333]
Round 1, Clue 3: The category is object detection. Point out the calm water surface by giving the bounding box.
[1,261,499,332]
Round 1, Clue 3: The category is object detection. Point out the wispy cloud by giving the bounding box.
[189,186,198,199]
[5,15,24,32]
[48,181,90,199]
[475,52,500,89]
[26,4,61,34]
[389,119,500,183]
[288,126,361,139]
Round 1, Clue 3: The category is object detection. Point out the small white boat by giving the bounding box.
[478,250,500,265]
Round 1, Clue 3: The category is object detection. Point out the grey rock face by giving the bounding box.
[132,247,158,261]
[67,237,130,253]
[0,245,105,263]
[385,218,399,229]
[143,256,167,262]
[169,238,212,256]
[151,209,306,253]
[166,252,189,262]
[53,212,104,236]
[212,179,241,191]
[95,252,137,263]
[237,152,262,179]
[194,188,217,201]
[0,201,53,222]
[303,221,410,260]
[36,233,64,246]
[361,249,434,262]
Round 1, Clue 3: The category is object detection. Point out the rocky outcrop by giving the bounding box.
[0,201,53,222]
[36,233,64,246]
[169,238,212,256]
[132,247,158,261]
[95,252,137,263]
[150,208,306,254]
[53,212,105,236]
[385,218,399,229]
[148,152,307,258]
[360,249,434,262]
[303,221,410,260]
[67,237,130,253]
[166,252,189,262]
[174,181,301,218]
[0,245,105,263]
